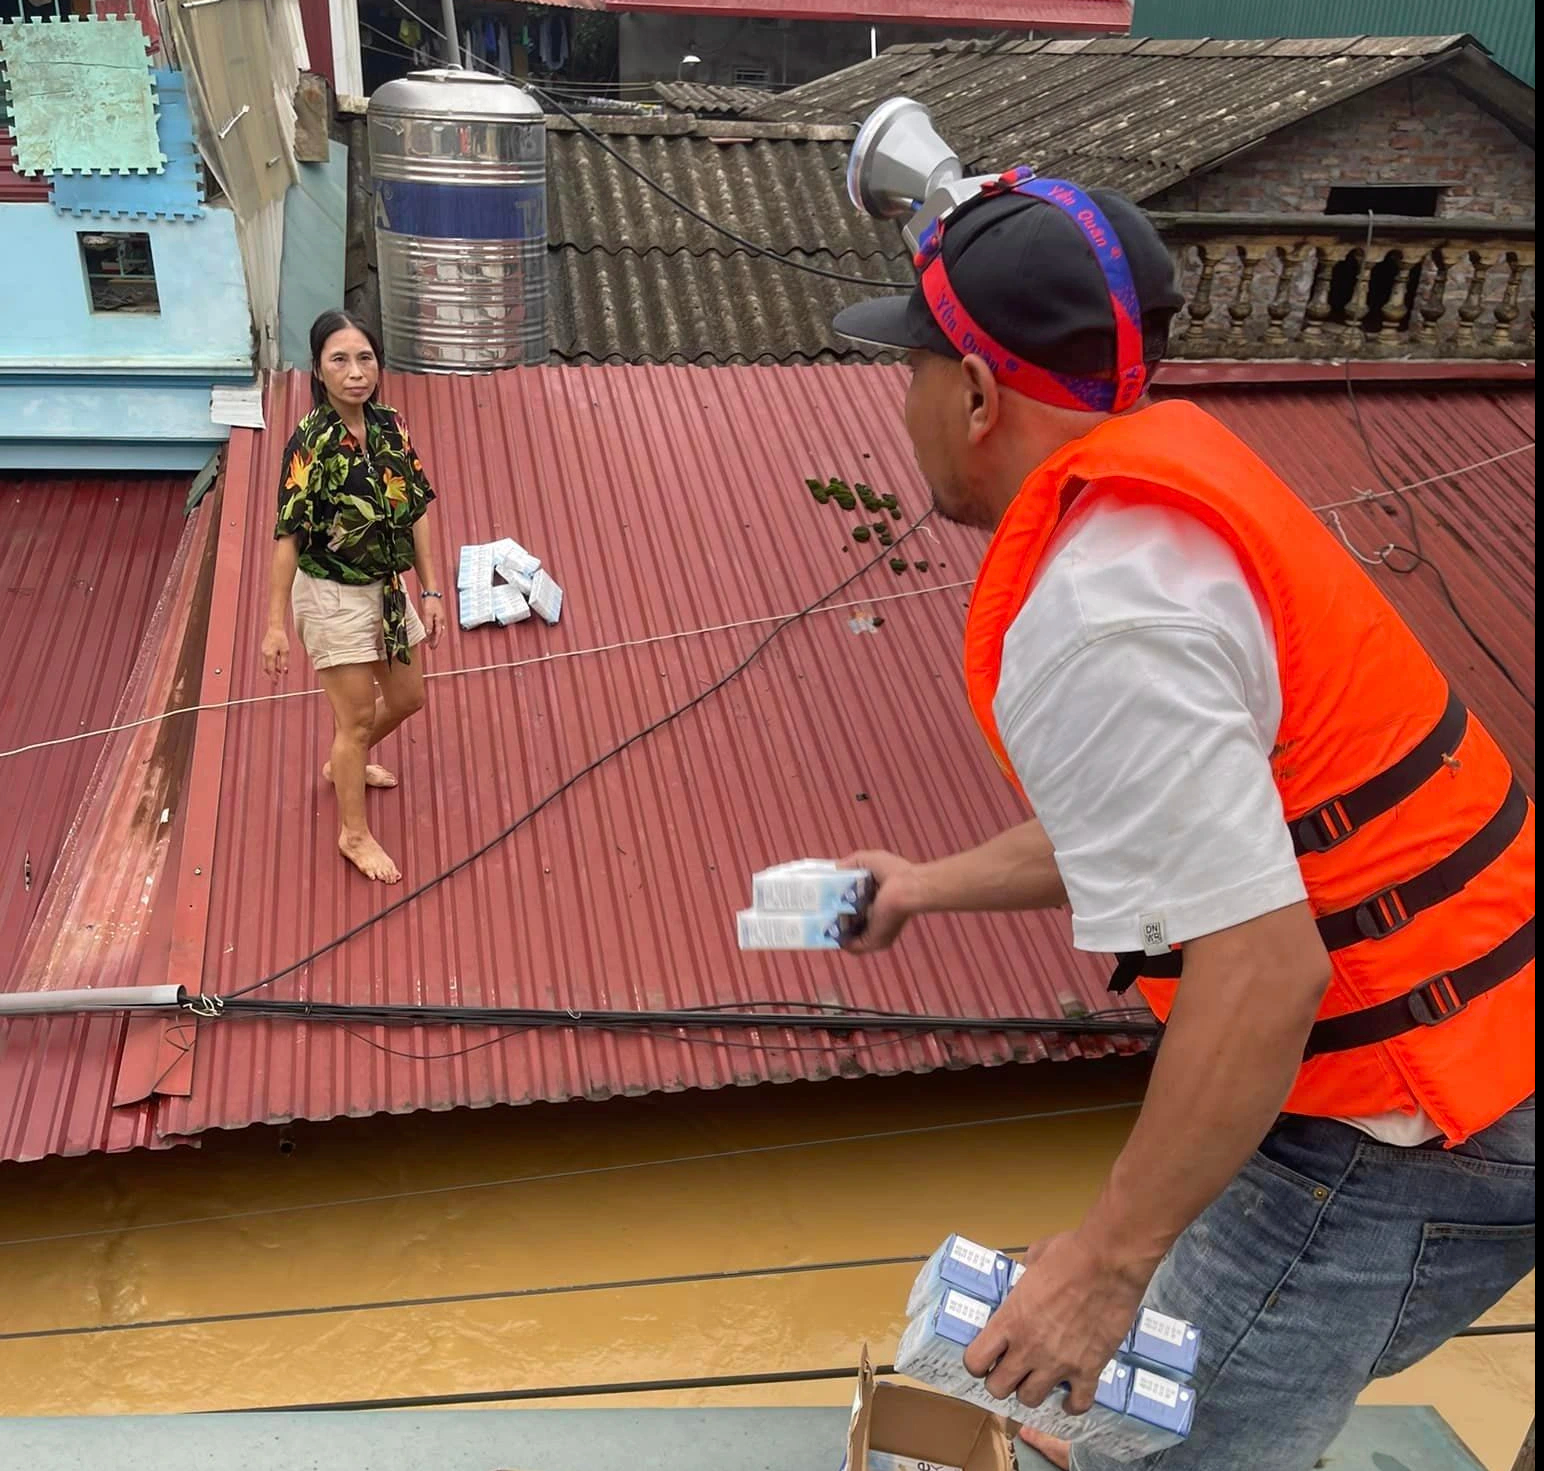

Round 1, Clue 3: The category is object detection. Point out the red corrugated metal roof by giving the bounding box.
[1,477,190,986]
[606,0,1129,27]
[1,130,50,202]
[0,366,1533,1162]
[0,476,193,1163]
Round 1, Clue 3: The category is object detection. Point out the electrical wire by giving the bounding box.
[235,1364,895,1414]
[224,1319,1536,1413]
[2,1244,1032,1343]
[222,514,936,1002]
[0,1099,1143,1248]
[379,0,908,290]
[1337,214,1532,705]
[0,577,973,763]
[1339,362,1532,706]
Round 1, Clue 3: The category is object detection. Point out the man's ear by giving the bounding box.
[960,354,1001,446]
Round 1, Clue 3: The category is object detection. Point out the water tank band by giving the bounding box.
[374,179,545,243]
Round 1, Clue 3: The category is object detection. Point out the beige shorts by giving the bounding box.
[292,571,427,671]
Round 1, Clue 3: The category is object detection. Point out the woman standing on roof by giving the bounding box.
[260,310,446,884]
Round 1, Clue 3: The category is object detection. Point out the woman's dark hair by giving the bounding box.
[309,309,385,407]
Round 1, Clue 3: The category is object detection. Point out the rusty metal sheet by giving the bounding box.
[2,366,1533,1162]
[0,474,190,1162]
[605,0,1129,27]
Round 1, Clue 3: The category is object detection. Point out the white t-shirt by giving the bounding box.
[994,494,1437,1147]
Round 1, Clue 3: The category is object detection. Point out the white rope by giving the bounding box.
[0,579,973,762]
[1325,510,1397,567]
[1313,441,1535,513]
[4,440,1531,764]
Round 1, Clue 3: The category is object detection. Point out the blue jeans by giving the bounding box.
[1072,1100,1535,1471]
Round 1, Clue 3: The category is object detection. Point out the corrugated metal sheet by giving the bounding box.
[546,124,911,364]
[153,365,1136,1147]
[753,35,1499,197]
[0,477,189,986]
[0,475,194,1164]
[1132,0,1534,87]
[0,127,49,201]
[1,368,1533,1162]
[609,0,1130,30]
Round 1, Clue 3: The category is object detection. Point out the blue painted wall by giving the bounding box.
[0,203,250,373]
[0,202,253,468]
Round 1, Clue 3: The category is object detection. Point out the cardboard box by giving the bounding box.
[843,1346,1013,1471]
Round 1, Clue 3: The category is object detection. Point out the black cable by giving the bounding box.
[230,1364,896,1414]
[2,1246,1027,1344]
[380,0,909,290]
[220,998,1155,1035]
[225,1320,1538,1413]
[1341,362,1532,706]
[225,517,936,1002]
[215,997,1158,1065]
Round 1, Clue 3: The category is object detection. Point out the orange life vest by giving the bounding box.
[963,399,1534,1144]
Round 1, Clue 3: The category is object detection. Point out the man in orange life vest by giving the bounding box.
[831,170,1535,1469]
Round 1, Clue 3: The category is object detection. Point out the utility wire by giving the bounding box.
[223,1319,1538,1413]
[1336,214,1533,705]
[0,1099,1142,1249]
[379,0,908,291]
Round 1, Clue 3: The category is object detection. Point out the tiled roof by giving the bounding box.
[1,366,1532,1163]
[651,82,779,119]
[546,119,911,364]
[749,34,1524,199]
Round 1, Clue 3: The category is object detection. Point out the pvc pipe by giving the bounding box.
[0,985,184,1016]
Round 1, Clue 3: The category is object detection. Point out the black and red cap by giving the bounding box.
[835,169,1182,412]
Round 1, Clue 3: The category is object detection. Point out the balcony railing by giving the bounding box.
[1151,213,1535,361]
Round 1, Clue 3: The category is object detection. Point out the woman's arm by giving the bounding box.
[412,515,445,648]
[262,534,299,679]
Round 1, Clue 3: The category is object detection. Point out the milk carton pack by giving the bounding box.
[492,584,531,626]
[1125,1366,1197,1440]
[1124,1307,1201,1378]
[737,909,853,950]
[528,569,563,626]
[895,1289,1192,1462]
[907,1235,1025,1318]
[491,537,540,581]
[751,860,874,916]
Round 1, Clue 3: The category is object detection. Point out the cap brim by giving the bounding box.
[832,295,928,351]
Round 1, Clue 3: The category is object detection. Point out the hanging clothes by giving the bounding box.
[538,13,569,72]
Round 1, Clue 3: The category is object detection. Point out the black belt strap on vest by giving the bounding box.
[1313,778,1530,950]
[1290,691,1468,856]
[1302,918,1535,1057]
[1109,918,1534,1055]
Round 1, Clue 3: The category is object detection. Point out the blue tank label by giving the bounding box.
[375,179,545,241]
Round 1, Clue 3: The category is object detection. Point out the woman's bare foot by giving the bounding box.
[1018,1426,1072,1470]
[339,831,401,883]
[323,760,397,789]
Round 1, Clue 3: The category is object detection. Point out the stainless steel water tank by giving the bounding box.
[369,69,546,372]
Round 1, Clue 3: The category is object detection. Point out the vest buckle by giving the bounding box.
[1355,886,1413,941]
[1407,972,1467,1027]
[1296,798,1355,854]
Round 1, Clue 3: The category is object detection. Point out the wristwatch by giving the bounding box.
[420,590,444,600]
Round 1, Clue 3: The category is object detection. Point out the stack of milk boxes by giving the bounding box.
[899,1235,1200,1460]
[736,861,873,950]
